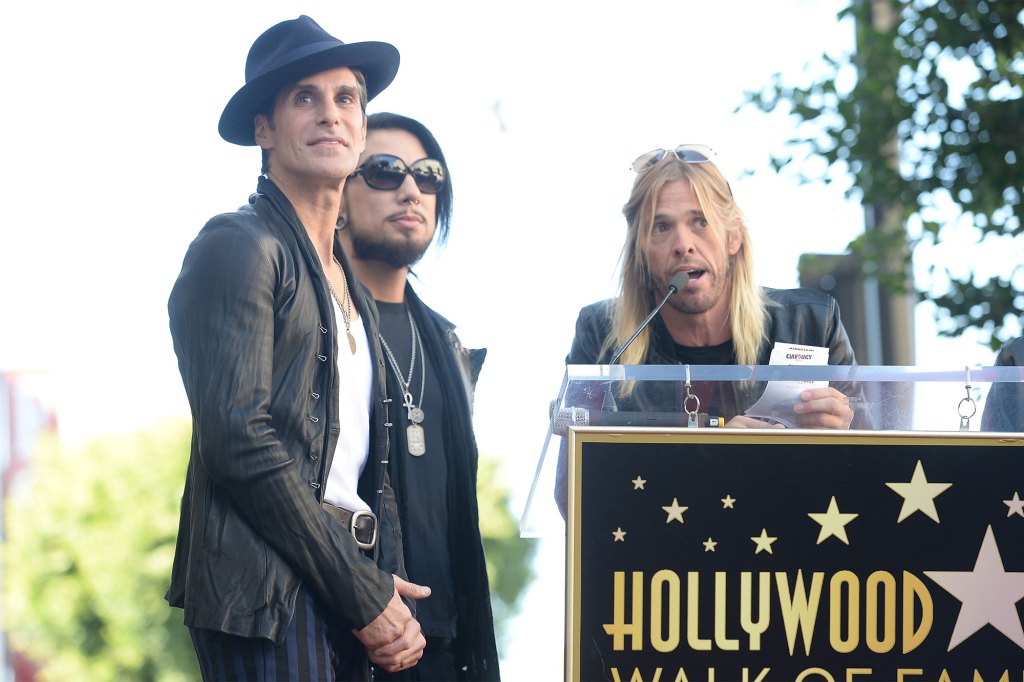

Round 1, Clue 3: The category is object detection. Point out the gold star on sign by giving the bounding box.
[1005,492,1024,518]
[808,496,859,545]
[632,476,646,490]
[662,498,688,524]
[751,528,777,554]
[612,527,626,542]
[703,537,717,552]
[886,460,952,523]
[721,494,736,509]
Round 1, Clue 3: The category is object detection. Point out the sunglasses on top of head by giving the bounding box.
[350,153,446,194]
[630,144,717,173]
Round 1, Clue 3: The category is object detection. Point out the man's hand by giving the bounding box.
[792,387,855,429]
[354,575,430,672]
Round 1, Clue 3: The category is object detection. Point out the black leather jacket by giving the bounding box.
[566,287,860,415]
[555,287,866,517]
[166,176,401,644]
[568,287,857,368]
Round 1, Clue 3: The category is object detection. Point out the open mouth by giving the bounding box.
[681,268,705,282]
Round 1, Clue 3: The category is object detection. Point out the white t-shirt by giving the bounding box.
[323,297,373,513]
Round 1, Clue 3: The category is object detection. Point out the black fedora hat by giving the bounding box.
[219,15,400,146]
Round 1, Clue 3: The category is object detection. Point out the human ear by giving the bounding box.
[726,226,743,256]
[254,114,273,150]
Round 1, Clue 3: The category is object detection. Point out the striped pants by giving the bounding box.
[190,586,369,681]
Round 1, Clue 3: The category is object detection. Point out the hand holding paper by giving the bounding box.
[792,386,855,429]
[744,343,853,429]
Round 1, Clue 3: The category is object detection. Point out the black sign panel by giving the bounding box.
[566,430,1024,681]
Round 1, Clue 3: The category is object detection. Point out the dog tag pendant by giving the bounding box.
[407,423,426,456]
[403,390,425,455]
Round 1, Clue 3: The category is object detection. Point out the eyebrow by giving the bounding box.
[653,209,705,221]
[289,83,360,100]
[336,84,361,102]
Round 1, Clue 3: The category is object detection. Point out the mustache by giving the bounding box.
[386,209,427,223]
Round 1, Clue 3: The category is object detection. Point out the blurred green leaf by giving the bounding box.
[3,421,198,682]
[3,422,535,678]
[477,455,537,643]
[738,0,1024,346]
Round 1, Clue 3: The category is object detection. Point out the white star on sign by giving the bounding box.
[924,526,1024,651]
[886,460,952,523]
[1005,492,1024,518]
[662,498,688,524]
[808,496,859,545]
[612,527,626,542]
[632,476,646,490]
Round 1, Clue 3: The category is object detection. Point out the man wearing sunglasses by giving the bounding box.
[167,17,429,680]
[338,112,500,681]
[555,146,864,514]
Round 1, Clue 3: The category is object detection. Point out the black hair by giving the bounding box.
[366,112,453,246]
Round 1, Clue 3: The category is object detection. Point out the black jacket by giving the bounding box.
[982,337,1024,432]
[568,287,857,368]
[381,286,499,680]
[556,287,864,516]
[166,177,402,644]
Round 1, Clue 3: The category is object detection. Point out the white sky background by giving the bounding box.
[0,0,1011,675]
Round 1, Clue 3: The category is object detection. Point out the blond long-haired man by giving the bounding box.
[556,146,862,515]
[572,145,858,420]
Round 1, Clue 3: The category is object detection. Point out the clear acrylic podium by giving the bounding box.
[522,364,1024,537]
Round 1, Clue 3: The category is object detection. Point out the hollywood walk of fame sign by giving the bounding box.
[565,429,1024,682]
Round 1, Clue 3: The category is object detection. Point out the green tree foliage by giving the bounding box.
[3,422,198,682]
[476,456,537,643]
[740,0,1023,347]
[4,421,533,680]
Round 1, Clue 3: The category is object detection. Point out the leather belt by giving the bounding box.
[323,503,378,551]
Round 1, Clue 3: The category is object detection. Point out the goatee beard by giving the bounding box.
[663,254,735,315]
[349,232,430,269]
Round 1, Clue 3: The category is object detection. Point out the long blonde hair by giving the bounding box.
[607,156,770,368]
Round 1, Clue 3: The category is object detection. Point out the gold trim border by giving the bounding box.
[563,427,1024,681]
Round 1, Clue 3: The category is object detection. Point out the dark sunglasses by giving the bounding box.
[631,144,717,173]
[351,154,446,194]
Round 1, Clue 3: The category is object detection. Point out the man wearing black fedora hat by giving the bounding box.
[167,16,428,680]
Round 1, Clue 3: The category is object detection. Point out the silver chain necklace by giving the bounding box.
[378,308,427,456]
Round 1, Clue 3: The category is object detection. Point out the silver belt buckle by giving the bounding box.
[350,510,378,550]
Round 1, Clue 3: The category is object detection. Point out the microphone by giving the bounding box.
[601,270,689,411]
[608,270,689,364]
